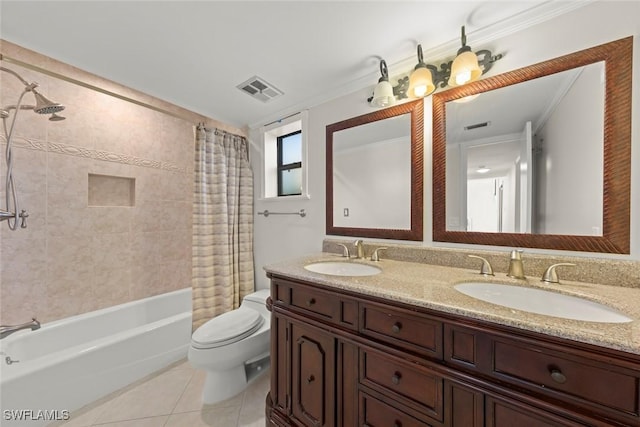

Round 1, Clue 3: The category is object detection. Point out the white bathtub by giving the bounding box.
[0,288,192,426]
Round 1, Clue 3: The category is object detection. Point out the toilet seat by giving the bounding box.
[192,307,265,349]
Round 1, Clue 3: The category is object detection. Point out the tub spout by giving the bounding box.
[0,318,40,339]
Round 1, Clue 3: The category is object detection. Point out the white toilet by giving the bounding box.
[188,289,271,404]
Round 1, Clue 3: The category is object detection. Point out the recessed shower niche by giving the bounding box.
[88,173,136,207]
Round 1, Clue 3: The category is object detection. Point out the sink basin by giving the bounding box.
[454,282,632,323]
[304,261,382,277]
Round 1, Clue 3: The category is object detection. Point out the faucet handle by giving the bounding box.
[468,255,494,276]
[541,263,576,284]
[336,243,350,258]
[370,247,387,262]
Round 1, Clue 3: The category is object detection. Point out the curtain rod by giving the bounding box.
[263,111,301,128]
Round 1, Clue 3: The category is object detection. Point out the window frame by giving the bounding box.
[257,110,309,201]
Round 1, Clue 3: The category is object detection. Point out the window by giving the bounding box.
[277,130,302,196]
[259,111,308,200]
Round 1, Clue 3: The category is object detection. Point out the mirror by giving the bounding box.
[433,37,632,253]
[326,99,423,241]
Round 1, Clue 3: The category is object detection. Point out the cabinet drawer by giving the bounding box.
[493,340,640,417]
[272,279,358,329]
[486,395,586,427]
[290,285,339,319]
[360,392,436,427]
[361,302,443,358]
[361,349,443,421]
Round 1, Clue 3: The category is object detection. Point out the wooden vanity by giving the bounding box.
[264,257,640,427]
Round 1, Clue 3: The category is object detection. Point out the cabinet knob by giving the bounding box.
[394,421,402,427]
[391,372,402,385]
[306,298,316,307]
[391,322,402,333]
[306,375,315,384]
[549,368,567,384]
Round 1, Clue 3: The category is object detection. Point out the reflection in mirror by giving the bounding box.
[446,62,604,236]
[433,37,632,253]
[327,99,423,241]
[333,114,411,229]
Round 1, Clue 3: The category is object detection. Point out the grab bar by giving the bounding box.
[258,209,306,218]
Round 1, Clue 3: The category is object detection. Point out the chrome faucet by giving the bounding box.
[0,318,40,340]
[507,250,525,279]
[353,239,365,259]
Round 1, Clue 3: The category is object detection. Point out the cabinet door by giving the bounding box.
[445,380,483,427]
[291,320,336,427]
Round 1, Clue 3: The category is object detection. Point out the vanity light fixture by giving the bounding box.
[368,26,503,106]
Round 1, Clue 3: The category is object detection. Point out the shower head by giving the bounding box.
[32,90,65,114]
[49,113,66,122]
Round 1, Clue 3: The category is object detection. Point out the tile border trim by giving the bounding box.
[1,135,189,174]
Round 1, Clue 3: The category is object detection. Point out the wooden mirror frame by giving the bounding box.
[326,99,424,241]
[433,36,632,253]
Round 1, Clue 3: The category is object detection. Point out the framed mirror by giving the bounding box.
[326,99,423,241]
[433,37,632,253]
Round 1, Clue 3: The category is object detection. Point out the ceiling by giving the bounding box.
[0,1,589,129]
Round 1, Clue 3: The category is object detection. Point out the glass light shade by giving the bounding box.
[371,80,395,107]
[408,67,435,98]
[448,50,482,87]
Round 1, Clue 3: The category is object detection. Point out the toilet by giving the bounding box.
[188,288,271,404]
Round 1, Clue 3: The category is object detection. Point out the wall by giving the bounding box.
[0,41,241,324]
[537,63,604,235]
[250,1,640,289]
[333,137,410,229]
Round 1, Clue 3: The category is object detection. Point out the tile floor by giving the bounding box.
[54,359,269,427]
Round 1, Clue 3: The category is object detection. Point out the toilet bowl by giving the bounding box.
[188,288,271,404]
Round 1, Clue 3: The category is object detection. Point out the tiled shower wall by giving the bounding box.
[0,41,239,324]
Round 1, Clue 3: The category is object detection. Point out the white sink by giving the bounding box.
[454,282,632,323]
[304,261,382,277]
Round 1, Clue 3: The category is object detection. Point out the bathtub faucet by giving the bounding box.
[0,318,41,339]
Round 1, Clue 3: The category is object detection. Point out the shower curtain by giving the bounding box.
[192,126,255,331]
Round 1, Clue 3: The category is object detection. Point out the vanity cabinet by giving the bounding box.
[266,274,640,427]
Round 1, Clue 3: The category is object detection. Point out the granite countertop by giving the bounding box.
[264,253,640,356]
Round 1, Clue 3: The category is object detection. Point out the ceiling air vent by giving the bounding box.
[236,76,283,103]
[464,121,491,131]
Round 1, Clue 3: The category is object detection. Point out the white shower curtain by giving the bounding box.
[192,126,255,331]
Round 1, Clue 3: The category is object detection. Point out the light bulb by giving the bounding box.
[455,70,472,86]
[414,85,427,97]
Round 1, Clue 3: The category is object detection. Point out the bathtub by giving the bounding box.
[0,288,192,426]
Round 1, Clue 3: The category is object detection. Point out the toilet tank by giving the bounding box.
[241,289,271,317]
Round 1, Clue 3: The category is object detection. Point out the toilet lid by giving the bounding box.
[192,307,264,349]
